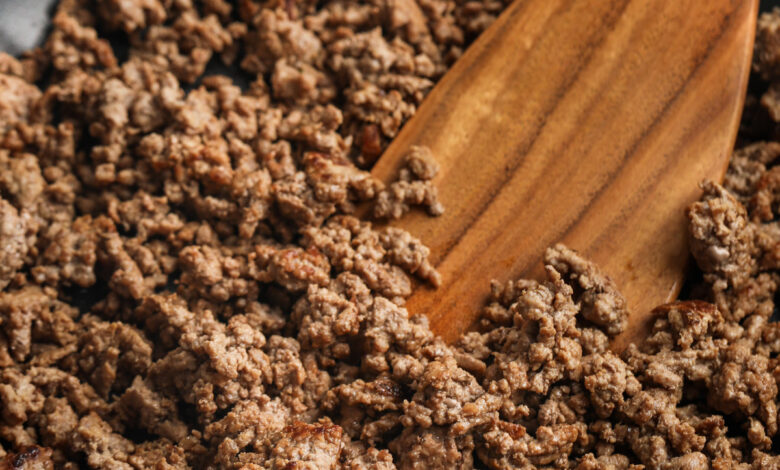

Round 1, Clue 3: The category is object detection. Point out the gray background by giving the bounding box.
[0,0,57,56]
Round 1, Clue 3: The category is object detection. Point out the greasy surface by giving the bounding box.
[1,0,780,469]
[368,0,758,347]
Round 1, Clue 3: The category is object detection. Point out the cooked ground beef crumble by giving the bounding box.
[1,1,780,468]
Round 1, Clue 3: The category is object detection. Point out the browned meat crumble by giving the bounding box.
[1,1,780,469]
[374,145,444,219]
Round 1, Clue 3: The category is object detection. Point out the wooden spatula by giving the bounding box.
[370,0,758,350]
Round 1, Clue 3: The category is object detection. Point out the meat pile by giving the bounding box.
[1,0,780,468]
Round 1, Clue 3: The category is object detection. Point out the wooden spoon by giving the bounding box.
[370,0,758,350]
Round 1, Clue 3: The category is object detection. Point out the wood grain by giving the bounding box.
[370,0,758,348]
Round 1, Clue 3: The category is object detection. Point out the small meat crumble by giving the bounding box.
[1,1,780,469]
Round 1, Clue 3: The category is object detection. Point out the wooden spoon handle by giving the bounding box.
[371,0,757,347]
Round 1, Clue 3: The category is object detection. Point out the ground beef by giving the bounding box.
[2,1,780,469]
[0,199,31,291]
[374,145,444,219]
[0,446,54,470]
